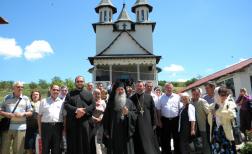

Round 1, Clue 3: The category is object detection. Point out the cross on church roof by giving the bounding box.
[122,23,127,30]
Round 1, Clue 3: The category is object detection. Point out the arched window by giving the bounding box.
[109,11,112,22]
[137,11,139,22]
[146,11,149,21]
[104,10,107,22]
[100,11,103,22]
[141,10,144,21]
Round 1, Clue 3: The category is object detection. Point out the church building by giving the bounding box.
[88,0,161,87]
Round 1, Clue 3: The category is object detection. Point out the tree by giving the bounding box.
[0,81,13,90]
[29,82,38,89]
[158,80,166,87]
[51,76,64,87]
[65,78,75,90]
[185,78,198,86]
[39,79,49,89]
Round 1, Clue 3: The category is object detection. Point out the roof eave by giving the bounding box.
[131,4,153,13]
[95,5,117,14]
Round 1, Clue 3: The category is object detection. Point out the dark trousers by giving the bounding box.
[161,116,180,154]
[41,123,63,154]
[240,109,252,133]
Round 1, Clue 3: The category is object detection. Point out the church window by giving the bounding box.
[137,11,139,22]
[100,11,102,22]
[109,11,112,22]
[146,11,149,20]
[104,10,107,22]
[141,10,144,21]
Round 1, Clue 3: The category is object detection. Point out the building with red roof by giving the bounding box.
[181,58,252,98]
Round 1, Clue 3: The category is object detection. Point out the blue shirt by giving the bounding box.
[203,94,214,104]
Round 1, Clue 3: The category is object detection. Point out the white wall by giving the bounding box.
[130,24,153,53]
[234,66,252,97]
[102,32,148,55]
[96,25,118,54]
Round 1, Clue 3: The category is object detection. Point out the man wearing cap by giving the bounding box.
[103,82,137,154]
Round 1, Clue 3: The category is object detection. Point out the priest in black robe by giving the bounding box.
[103,82,137,154]
[64,76,96,154]
[130,80,160,154]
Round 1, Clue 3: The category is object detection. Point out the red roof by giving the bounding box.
[181,58,252,92]
[0,17,8,24]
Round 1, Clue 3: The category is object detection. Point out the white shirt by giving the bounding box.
[156,93,182,118]
[38,97,64,123]
[178,104,196,132]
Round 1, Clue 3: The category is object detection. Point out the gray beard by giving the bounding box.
[114,92,127,111]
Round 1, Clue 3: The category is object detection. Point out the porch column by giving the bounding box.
[153,64,158,86]
[109,65,112,83]
[93,65,97,82]
[137,64,140,81]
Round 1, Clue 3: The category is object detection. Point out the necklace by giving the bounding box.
[136,93,144,116]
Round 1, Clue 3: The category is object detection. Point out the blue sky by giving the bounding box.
[0,0,252,83]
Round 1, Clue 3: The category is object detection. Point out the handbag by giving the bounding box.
[231,118,243,145]
[0,98,22,132]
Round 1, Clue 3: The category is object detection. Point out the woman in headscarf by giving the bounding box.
[208,86,237,154]
[178,92,196,154]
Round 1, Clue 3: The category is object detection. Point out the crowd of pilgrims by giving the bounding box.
[0,75,251,154]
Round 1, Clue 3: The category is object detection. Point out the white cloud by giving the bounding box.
[163,64,185,72]
[24,40,53,60]
[177,79,187,82]
[239,58,247,62]
[225,58,248,68]
[0,37,23,58]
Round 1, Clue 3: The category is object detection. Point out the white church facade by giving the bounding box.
[88,0,161,86]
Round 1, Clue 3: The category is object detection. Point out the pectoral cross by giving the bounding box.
[140,107,144,116]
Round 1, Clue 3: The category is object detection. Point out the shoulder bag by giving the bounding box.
[0,98,22,132]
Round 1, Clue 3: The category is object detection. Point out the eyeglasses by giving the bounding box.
[52,89,60,91]
[16,86,24,89]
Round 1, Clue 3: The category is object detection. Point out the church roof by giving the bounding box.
[88,54,161,65]
[95,0,117,14]
[116,3,132,22]
[97,30,153,56]
[132,0,153,13]
[0,17,8,24]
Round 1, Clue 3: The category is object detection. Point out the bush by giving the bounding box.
[240,143,252,154]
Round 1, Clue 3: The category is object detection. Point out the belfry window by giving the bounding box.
[141,10,144,21]
[104,10,107,22]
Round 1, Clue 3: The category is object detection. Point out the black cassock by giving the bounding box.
[130,93,160,154]
[103,98,137,154]
[64,89,95,154]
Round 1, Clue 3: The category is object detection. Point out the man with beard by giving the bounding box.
[64,76,96,154]
[103,82,137,154]
[130,81,160,154]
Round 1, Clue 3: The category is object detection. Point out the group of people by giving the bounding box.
[0,77,251,154]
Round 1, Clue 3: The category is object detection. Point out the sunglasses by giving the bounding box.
[52,89,60,91]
